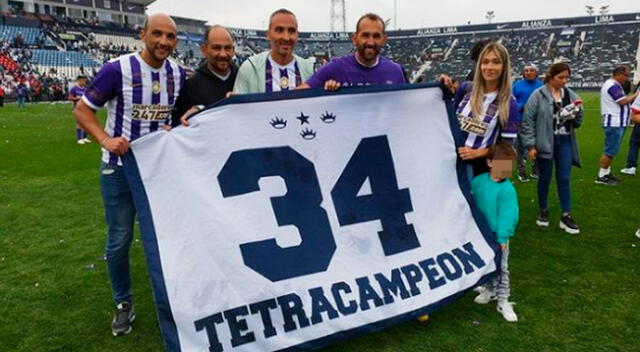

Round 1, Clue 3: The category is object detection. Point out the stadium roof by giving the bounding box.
[128,0,155,6]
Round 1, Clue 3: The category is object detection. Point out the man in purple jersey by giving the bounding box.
[68,75,90,144]
[73,13,184,337]
[300,13,405,90]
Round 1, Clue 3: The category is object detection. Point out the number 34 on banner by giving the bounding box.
[218,135,419,282]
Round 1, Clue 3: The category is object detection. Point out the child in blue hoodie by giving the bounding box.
[471,140,519,322]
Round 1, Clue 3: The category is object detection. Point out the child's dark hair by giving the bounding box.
[487,140,517,160]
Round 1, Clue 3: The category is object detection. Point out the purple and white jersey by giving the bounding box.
[69,85,86,107]
[631,93,640,115]
[456,91,519,149]
[600,78,630,127]
[266,57,301,93]
[306,54,405,89]
[82,52,185,165]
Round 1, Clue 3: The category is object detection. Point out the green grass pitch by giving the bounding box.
[0,91,638,351]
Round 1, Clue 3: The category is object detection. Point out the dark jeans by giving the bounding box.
[625,125,640,168]
[537,135,573,213]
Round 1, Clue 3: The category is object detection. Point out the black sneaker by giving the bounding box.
[595,175,618,185]
[536,209,549,227]
[112,301,135,336]
[605,173,622,183]
[559,214,580,234]
[530,171,539,180]
[517,171,530,183]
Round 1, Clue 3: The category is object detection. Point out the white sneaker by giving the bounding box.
[635,228,640,239]
[83,138,91,143]
[497,300,518,322]
[77,139,86,145]
[474,289,496,304]
[620,167,636,175]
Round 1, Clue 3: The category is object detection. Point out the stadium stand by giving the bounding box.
[0,8,639,101]
[0,24,39,45]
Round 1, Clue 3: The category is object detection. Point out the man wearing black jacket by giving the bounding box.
[172,25,237,127]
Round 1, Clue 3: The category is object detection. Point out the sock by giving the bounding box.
[598,168,610,178]
[81,130,88,139]
[76,128,82,140]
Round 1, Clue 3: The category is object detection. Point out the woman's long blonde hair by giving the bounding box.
[470,41,512,127]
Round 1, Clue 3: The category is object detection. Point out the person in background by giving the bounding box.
[620,82,640,176]
[16,81,28,108]
[68,75,90,144]
[512,64,543,182]
[521,63,583,234]
[595,66,638,185]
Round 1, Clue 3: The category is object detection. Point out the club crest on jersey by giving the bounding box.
[279,77,289,89]
[152,81,161,94]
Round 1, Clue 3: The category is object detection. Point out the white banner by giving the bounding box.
[124,84,500,352]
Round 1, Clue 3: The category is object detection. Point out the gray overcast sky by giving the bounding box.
[147,0,637,31]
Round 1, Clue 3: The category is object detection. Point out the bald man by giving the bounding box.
[73,13,186,336]
[172,25,237,126]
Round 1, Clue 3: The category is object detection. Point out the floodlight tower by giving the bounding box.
[330,0,347,33]
[485,11,495,24]
[585,5,595,16]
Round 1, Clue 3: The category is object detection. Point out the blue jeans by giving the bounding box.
[100,162,136,304]
[17,96,25,108]
[537,135,573,213]
[625,125,640,168]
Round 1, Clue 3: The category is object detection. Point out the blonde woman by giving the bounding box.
[456,42,519,177]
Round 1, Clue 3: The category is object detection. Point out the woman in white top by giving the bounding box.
[456,41,519,177]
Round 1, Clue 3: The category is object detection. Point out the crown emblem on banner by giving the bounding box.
[270,116,287,129]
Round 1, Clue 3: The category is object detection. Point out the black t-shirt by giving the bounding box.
[171,63,238,127]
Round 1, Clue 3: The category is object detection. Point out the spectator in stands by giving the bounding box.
[301,13,405,90]
[521,63,583,234]
[512,63,543,182]
[621,83,640,176]
[456,41,519,178]
[173,25,237,127]
[453,38,493,109]
[233,9,313,94]
[73,13,185,337]
[596,66,638,185]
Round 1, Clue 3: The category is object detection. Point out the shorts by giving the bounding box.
[603,126,626,157]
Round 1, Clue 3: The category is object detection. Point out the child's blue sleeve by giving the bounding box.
[496,185,519,244]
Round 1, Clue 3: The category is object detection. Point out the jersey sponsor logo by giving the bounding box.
[131,104,172,121]
[458,113,489,136]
